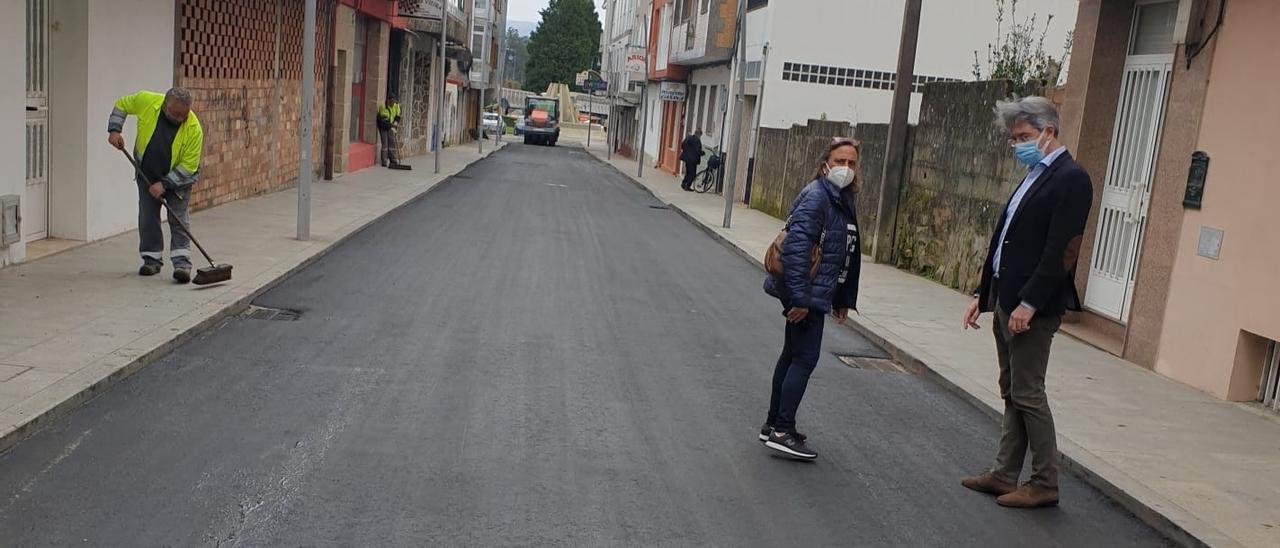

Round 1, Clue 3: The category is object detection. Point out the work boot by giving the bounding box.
[961,473,1017,496]
[139,263,162,277]
[173,267,192,284]
[996,483,1059,508]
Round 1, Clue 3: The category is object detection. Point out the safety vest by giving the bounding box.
[379,102,401,122]
[108,90,203,188]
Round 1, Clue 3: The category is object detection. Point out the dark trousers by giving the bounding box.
[682,159,698,188]
[137,179,191,268]
[990,302,1062,487]
[766,312,826,433]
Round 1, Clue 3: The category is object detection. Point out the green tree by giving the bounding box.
[524,0,602,93]
[505,27,530,87]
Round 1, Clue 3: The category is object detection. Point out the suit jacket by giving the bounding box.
[680,135,704,162]
[976,151,1094,317]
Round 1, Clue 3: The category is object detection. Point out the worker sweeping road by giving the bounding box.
[107,88,205,284]
[378,95,409,170]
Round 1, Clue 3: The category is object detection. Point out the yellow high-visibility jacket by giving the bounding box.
[108,90,203,190]
[378,102,401,124]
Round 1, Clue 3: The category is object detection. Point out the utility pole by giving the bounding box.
[603,0,615,159]
[722,0,747,228]
[297,0,315,241]
[637,9,649,179]
[744,42,769,202]
[435,12,447,174]
[873,0,922,262]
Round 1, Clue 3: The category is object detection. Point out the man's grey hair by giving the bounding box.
[165,87,194,106]
[994,96,1059,132]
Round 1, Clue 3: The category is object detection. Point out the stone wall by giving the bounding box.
[177,0,333,211]
[748,119,855,219]
[748,80,1031,293]
[893,80,1023,292]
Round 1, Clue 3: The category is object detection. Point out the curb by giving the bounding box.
[583,145,1229,548]
[0,146,503,456]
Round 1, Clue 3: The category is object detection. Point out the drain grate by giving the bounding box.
[648,205,670,210]
[835,353,908,373]
[243,305,301,321]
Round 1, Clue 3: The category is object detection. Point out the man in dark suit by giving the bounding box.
[960,96,1094,509]
[680,129,704,191]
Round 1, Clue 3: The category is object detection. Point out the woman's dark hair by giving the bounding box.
[813,138,862,193]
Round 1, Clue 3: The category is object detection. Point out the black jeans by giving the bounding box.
[766,311,826,433]
[682,159,698,188]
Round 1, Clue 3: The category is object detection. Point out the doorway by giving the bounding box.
[25,0,49,242]
[1083,0,1177,322]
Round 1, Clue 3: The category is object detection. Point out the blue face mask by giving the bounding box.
[1013,133,1047,166]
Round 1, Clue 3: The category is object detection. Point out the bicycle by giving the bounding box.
[692,153,723,193]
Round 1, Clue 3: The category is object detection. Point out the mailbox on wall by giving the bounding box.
[1183,151,1210,209]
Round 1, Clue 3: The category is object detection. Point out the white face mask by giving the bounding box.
[826,164,855,189]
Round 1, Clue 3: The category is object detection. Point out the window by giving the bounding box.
[705,85,718,135]
[1130,1,1177,55]
[350,15,370,142]
[694,85,706,132]
[780,60,959,93]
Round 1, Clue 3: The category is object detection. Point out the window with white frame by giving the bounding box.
[472,26,485,59]
[705,85,718,136]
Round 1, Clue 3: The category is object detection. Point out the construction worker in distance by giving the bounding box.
[377,94,404,168]
[107,88,204,284]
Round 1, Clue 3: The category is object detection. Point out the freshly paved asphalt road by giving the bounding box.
[0,143,1169,547]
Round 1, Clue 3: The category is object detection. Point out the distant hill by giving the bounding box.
[508,20,538,37]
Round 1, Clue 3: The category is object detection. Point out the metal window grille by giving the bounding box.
[1260,341,1280,412]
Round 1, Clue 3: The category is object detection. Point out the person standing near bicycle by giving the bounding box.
[680,129,704,191]
[760,138,863,460]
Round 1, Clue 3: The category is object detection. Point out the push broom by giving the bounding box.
[120,149,233,286]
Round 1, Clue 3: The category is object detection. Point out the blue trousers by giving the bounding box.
[766,311,826,433]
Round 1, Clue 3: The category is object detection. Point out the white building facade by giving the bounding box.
[4,0,177,267]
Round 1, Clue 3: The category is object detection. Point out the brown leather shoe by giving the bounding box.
[960,473,1017,496]
[996,483,1060,508]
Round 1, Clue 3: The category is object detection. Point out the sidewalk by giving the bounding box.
[582,142,1279,548]
[0,143,502,453]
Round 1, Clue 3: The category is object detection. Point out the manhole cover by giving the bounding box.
[835,354,908,373]
[243,305,300,321]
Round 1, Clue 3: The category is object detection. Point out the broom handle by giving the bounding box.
[120,149,218,268]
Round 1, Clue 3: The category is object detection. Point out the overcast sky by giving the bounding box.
[507,0,608,24]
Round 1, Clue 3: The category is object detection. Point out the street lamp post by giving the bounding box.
[297,0,315,241]
[722,0,747,228]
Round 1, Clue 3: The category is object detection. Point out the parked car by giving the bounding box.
[482,112,504,136]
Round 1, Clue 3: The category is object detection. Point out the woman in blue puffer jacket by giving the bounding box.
[760,138,862,460]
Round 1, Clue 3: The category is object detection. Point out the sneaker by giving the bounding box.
[173,267,192,284]
[139,263,162,276]
[765,430,817,460]
[759,425,806,443]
